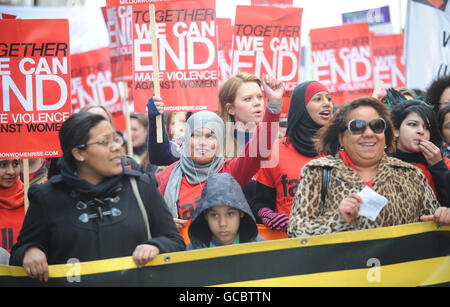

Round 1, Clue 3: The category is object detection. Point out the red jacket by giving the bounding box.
[156,109,280,205]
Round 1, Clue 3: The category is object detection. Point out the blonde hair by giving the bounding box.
[218,72,262,158]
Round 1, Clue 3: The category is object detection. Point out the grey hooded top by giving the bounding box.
[187,173,264,250]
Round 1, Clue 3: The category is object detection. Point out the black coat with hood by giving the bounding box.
[187,173,264,250]
[9,156,185,266]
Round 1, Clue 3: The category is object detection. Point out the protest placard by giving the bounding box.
[371,33,405,97]
[310,23,374,105]
[71,47,124,117]
[132,0,219,113]
[0,19,71,159]
[217,17,233,85]
[106,0,168,6]
[251,0,293,7]
[232,5,302,118]
[102,5,133,82]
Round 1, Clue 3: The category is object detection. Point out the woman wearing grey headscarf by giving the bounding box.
[154,74,284,230]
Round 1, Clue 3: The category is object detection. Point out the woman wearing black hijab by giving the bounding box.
[250,81,333,231]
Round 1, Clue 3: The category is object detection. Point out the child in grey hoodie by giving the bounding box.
[187,173,264,250]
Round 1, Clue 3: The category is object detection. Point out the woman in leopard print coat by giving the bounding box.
[287,97,450,238]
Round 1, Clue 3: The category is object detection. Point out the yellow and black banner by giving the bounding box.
[0,222,448,287]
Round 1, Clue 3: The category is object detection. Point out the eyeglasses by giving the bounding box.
[77,136,124,150]
[346,118,386,135]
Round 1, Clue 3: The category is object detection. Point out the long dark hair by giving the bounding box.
[390,100,442,147]
[316,96,395,156]
[59,112,107,168]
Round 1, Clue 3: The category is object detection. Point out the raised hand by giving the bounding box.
[147,96,165,118]
[261,74,284,105]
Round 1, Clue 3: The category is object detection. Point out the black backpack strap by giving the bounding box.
[321,166,332,206]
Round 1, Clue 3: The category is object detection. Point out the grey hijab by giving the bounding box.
[164,111,226,217]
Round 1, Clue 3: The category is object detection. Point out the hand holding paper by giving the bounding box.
[339,186,388,224]
[338,193,363,224]
[357,186,388,222]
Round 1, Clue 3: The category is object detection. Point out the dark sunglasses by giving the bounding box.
[346,118,386,135]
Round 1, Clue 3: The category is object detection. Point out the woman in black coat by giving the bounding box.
[9,112,185,282]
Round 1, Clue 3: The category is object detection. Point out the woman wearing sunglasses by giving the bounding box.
[9,112,185,282]
[287,97,450,238]
[390,100,450,207]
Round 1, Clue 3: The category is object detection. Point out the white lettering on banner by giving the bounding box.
[373,55,405,88]
[134,23,166,40]
[106,6,133,49]
[233,50,299,81]
[71,72,121,109]
[0,58,10,75]
[134,20,215,72]
[2,56,68,112]
[2,75,67,111]
[270,37,299,52]
[235,36,264,51]
[18,57,67,75]
[10,111,70,124]
[312,46,372,87]
[173,21,215,37]
[312,49,335,64]
[232,33,300,81]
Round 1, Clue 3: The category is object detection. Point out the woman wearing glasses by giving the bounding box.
[9,112,185,282]
[287,97,450,238]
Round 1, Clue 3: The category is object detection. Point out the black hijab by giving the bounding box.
[285,81,328,157]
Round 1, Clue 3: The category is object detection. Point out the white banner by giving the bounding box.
[404,0,450,91]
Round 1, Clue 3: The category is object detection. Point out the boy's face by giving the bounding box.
[205,206,244,246]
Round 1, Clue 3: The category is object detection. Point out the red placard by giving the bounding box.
[1,13,17,19]
[106,0,168,6]
[0,19,71,159]
[71,47,124,116]
[102,5,133,82]
[251,0,293,7]
[216,18,233,85]
[132,0,219,113]
[310,23,374,105]
[232,5,303,118]
[371,33,405,97]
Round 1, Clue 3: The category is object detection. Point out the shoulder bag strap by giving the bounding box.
[321,166,332,207]
[130,176,152,240]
